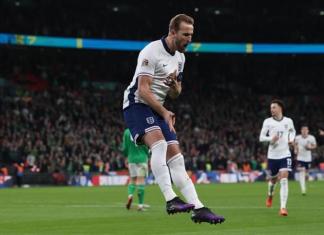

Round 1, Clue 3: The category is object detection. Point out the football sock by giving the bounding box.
[299,170,306,194]
[150,140,177,201]
[137,184,145,205]
[268,181,276,197]
[128,183,136,197]
[168,154,204,209]
[280,178,288,208]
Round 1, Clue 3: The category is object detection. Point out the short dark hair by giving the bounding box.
[169,14,194,32]
[271,99,285,112]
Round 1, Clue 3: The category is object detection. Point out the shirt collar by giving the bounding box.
[161,36,175,56]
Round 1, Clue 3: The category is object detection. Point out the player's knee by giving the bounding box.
[150,140,168,153]
[136,177,145,185]
[150,140,168,168]
[280,177,288,184]
[167,153,184,168]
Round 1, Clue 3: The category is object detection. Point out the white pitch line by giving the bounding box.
[64,204,324,210]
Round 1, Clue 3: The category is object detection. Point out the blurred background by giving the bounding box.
[1,0,324,187]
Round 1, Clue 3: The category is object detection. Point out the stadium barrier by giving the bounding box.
[0,176,13,188]
[67,170,324,187]
[3,33,324,54]
[2,169,324,188]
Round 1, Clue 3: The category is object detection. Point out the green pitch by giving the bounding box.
[1,181,324,235]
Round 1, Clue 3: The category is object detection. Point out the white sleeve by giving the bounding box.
[288,118,296,142]
[311,136,317,145]
[136,45,156,77]
[259,120,272,142]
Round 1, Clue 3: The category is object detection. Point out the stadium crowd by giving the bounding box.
[1,0,324,179]
[1,51,324,179]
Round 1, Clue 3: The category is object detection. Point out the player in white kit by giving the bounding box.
[294,125,317,195]
[259,99,296,216]
[123,14,224,224]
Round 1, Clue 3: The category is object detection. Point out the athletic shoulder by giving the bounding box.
[263,117,272,124]
[284,117,294,123]
[309,134,316,141]
[141,40,162,54]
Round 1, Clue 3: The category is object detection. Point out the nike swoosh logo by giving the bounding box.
[162,64,168,67]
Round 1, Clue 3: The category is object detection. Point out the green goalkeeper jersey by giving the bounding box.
[122,129,149,163]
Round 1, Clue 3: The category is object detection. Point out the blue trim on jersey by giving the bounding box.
[177,72,183,82]
[161,36,175,56]
[128,77,139,105]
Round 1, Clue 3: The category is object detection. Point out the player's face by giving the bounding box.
[270,103,282,117]
[173,22,194,53]
[301,126,309,136]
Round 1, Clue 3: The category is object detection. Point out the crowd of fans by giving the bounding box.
[1,51,324,181]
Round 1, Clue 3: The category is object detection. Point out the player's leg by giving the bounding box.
[266,159,279,208]
[166,144,225,224]
[124,104,178,204]
[297,162,307,195]
[278,157,292,216]
[158,114,224,224]
[166,145,203,209]
[142,130,178,202]
[136,163,148,211]
[278,170,289,216]
[266,177,277,207]
[126,175,136,210]
[143,130,195,214]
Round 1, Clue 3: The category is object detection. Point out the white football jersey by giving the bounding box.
[259,117,296,159]
[295,134,316,162]
[123,37,185,109]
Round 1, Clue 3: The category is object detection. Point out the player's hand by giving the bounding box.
[162,110,176,133]
[271,135,279,144]
[305,144,312,150]
[164,70,178,88]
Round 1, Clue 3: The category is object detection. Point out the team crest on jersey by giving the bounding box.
[146,117,154,124]
[284,124,288,129]
[142,59,149,67]
[178,62,182,72]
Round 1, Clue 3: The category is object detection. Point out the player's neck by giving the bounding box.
[165,36,176,54]
[273,114,283,121]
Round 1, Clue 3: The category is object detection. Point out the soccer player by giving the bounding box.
[259,99,296,216]
[122,14,225,224]
[294,125,317,195]
[122,128,150,211]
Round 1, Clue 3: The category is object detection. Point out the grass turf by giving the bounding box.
[0,181,324,235]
